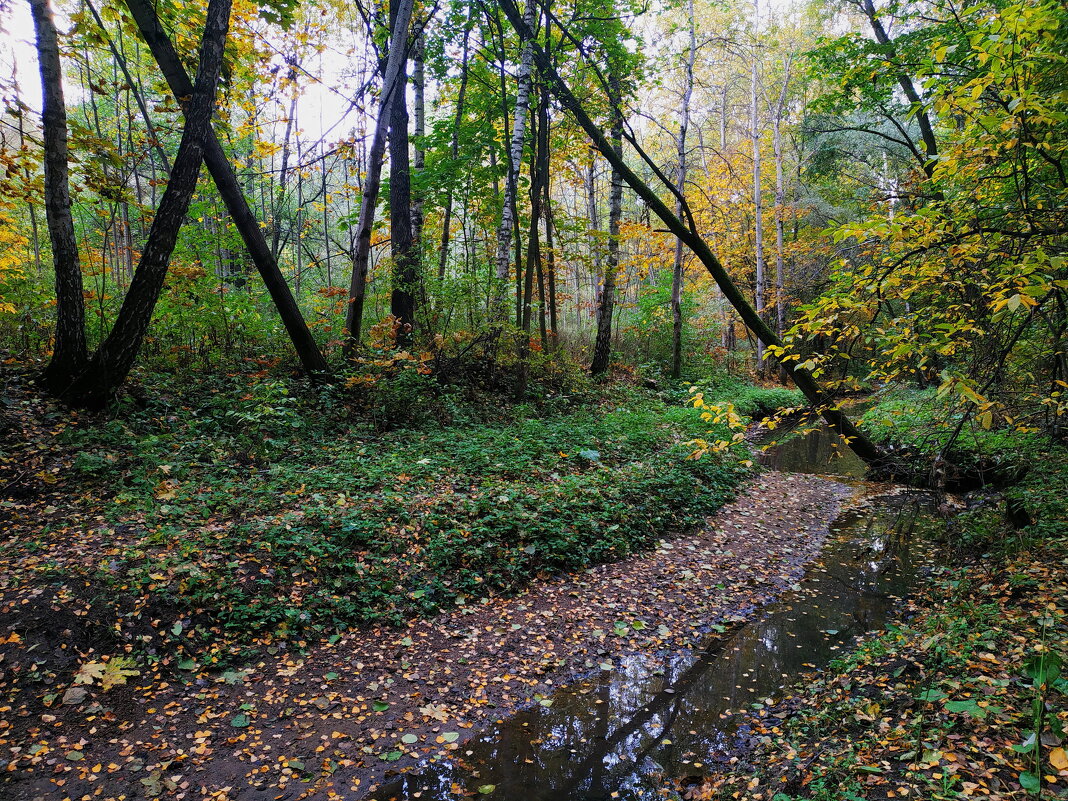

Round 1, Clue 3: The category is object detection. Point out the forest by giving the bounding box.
[0,0,1066,797]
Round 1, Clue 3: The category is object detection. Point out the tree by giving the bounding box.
[497,0,883,462]
[388,0,417,345]
[30,0,88,393]
[590,72,623,377]
[62,0,233,407]
[344,0,416,348]
[750,0,766,372]
[124,0,329,377]
[492,0,536,320]
[669,0,697,380]
[789,0,1068,441]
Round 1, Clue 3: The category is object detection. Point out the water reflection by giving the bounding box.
[368,491,942,801]
[753,414,869,479]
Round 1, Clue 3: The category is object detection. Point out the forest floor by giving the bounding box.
[1,458,850,800]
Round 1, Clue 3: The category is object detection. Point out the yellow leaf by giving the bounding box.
[1050,747,1068,771]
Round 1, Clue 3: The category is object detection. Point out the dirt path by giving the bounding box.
[2,472,852,801]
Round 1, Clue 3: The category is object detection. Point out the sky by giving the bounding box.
[0,1,361,144]
[0,0,809,146]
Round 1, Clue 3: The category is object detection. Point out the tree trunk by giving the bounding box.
[342,0,414,347]
[31,0,88,393]
[517,109,542,399]
[771,63,791,342]
[437,22,472,281]
[670,0,696,380]
[388,0,416,345]
[411,31,426,258]
[124,0,328,377]
[271,88,299,259]
[751,0,766,373]
[590,74,623,377]
[63,0,232,407]
[497,0,883,464]
[493,0,536,317]
[585,154,601,318]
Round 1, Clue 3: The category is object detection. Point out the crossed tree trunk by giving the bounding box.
[123,0,329,378]
[60,0,235,407]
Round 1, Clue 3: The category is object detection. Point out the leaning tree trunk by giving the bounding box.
[590,74,623,377]
[30,0,88,394]
[670,0,696,380]
[124,0,328,377]
[63,0,232,408]
[343,0,415,348]
[497,0,883,464]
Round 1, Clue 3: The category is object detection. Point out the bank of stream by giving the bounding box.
[367,421,952,800]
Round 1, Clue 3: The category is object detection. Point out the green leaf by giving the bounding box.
[1019,771,1041,792]
[383,750,402,762]
[442,732,459,743]
[944,699,988,719]
[478,785,496,794]
[401,733,419,744]
[373,700,390,712]
[230,713,250,728]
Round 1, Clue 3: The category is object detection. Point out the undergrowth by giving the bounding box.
[1,366,768,667]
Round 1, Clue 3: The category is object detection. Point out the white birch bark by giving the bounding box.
[493,0,537,309]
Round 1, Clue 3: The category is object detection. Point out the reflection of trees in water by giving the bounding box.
[372,495,939,801]
[757,424,868,478]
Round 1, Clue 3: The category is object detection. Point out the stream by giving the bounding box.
[368,420,947,800]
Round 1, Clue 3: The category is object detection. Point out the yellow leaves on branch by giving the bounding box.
[0,213,27,314]
[687,388,747,461]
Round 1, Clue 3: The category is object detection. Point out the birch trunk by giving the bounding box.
[493,0,536,316]
[670,0,696,379]
[437,22,471,280]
